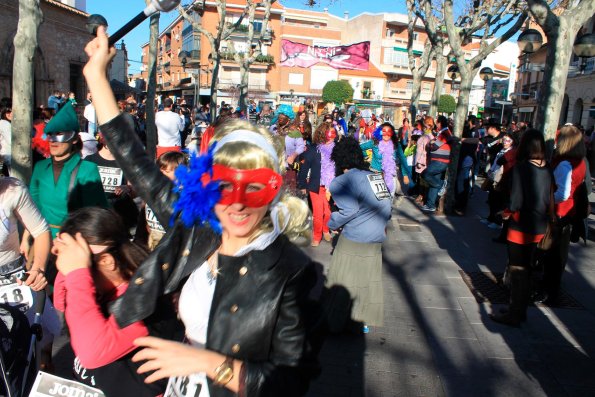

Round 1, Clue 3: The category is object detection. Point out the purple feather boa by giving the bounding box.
[318,141,335,187]
[378,139,396,194]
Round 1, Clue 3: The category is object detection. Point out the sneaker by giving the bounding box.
[311,240,320,247]
[362,325,370,334]
[487,222,502,229]
[421,204,436,213]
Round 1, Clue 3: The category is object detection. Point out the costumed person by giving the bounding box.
[421,116,451,213]
[331,108,348,136]
[412,116,434,205]
[82,26,322,397]
[536,125,588,305]
[275,105,304,194]
[256,103,274,129]
[359,123,398,197]
[310,121,337,246]
[326,137,392,334]
[27,102,108,283]
[491,129,551,327]
[52,207,181,396]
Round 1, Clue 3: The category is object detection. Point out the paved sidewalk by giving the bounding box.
[306,186,595,397]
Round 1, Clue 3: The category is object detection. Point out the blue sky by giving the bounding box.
[86,0,407,73]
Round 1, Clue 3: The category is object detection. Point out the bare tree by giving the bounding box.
[11,0,42,183]
[406,0,435,121]
[444,0,527,136]
[527,0,595,142]
[415,0,451,117]
[179,0,253,121]
[145,0,159,159]
[226,0,275,113]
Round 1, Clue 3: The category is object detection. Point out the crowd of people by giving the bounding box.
[1,25,595,396]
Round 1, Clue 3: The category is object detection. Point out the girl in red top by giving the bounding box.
[53,207,178,396]
[491,129,551,327]
[537,125,587,304]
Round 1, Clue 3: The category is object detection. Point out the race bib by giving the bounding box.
[29,371,106,397]
[0,280,33,312]
[98,166,123,193]
[367,174,391,200]
[164,374,209,397]
[145,206,165,233]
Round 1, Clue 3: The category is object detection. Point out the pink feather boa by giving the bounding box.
[378,139,396,194]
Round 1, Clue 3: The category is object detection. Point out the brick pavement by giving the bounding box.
[306,185,595,397]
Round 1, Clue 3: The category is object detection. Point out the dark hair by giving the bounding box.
[436,115,448,130]
[402,118,409,124]
[157,151,186,169]
[313,122,334,145]
[331,136,368,175]
[293,111,312,141]
[0,107,11,120]
[60,207,149,282]
[163,98,174,108]
[377,122,398,146]
[516,128,546,162]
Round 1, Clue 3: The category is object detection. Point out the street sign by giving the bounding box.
[495,101,512,105]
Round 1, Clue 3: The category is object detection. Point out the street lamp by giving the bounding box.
[178,50,190,70]
[448,64,459,80]
[479,67,493,118]
[517,28,543,55]
[573,32,595,74]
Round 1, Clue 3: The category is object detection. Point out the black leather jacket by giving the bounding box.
[100,114,320,396]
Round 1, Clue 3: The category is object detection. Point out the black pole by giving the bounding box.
[108,11,148,46]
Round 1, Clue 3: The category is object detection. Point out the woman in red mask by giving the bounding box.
[82,27,322,397]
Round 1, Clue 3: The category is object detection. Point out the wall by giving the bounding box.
[0,0,90,107]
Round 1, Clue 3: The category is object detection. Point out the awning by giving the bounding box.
[394,47,423,57]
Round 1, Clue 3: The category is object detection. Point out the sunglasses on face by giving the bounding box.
[46,131,76,143]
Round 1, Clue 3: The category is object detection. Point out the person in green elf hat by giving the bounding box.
[25,103,108,283]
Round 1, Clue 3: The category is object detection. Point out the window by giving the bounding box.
[386,28,394,37]
[406,80,413,90]
[288,73,303,85]
[413,32,419,41]
[383,49,408,67]
[422,83,431,92]
[253,20,263,33]
[362,81,372,99]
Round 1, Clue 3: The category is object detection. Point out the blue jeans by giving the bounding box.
[423,161,448,209]
[456,159,473,211]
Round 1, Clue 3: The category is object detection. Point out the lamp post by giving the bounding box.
[479,66,493,118]
[516,28,543,124]
[573,32,595,74]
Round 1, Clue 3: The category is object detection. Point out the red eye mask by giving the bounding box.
[210,164,283,207]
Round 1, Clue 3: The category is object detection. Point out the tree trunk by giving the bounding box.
[239,60,250,113]
[430,54,447,117]
[409,78,423,121]
[452,74,473,137]
[11,0,42,183]
[209,54,221,122]
[145,10,159,159]
[534,18,575,145]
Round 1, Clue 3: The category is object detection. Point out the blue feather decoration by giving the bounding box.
[171,145,222,234]
[372,125,383,141]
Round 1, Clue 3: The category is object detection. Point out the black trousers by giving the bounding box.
[541,224,572,298]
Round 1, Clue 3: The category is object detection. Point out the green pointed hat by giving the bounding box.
[45,103,79,134]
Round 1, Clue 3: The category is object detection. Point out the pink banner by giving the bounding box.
[280,40,370,71]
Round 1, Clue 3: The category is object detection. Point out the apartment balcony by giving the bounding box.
[569,57,595,76]
[381,37,425,54]
[381,63,411,75]
[218,79,272,92]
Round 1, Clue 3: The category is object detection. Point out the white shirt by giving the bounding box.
[0,120,11,165]
[155,110,185,147]
[0,177,48,265]
[83,102,95,123]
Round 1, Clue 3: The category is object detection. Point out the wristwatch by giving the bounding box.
[213,357,234,386]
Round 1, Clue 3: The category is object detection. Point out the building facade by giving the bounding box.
[0,0,90,108]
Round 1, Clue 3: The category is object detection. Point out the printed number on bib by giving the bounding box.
[367,174,391,200]
[98,166,123,193]
[145,206,165,233]
[164,375,206,397]
[0,284,33,311]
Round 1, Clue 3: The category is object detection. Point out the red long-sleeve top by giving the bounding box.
[54,268,149,369]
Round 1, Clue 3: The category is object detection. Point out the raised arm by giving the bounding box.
[82,26,176,226]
